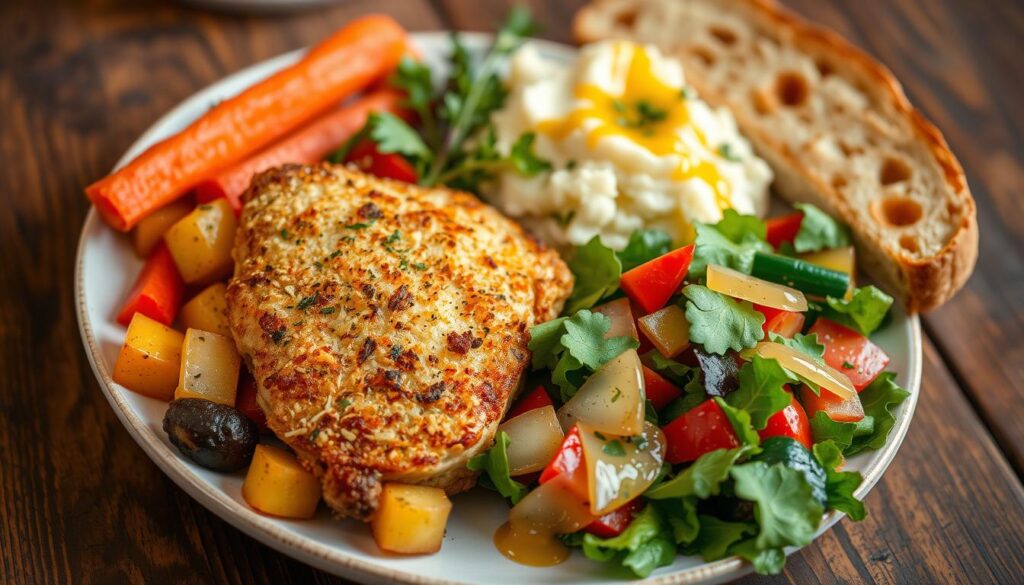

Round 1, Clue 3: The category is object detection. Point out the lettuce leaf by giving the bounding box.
[725,356,795,429]
[813,440,866,520]
[577,505,676,578]
[823,285,894,337]
[617,229,673,271]
[730,461,825,550]
[807,371,909,456]
[466,431,527,504]
[565,236,622,314]
[688,211,772,279]
[793,203,852,253]
[646,445,756,500]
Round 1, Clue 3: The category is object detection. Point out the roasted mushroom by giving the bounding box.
[162,398,258,471]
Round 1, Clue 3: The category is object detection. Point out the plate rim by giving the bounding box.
[74,31,923,585]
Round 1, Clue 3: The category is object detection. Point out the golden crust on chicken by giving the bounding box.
[226,164,572,519]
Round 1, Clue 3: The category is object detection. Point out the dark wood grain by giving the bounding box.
[1,0,1022,584]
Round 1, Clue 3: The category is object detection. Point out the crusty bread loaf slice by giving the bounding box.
[574,0,978,312]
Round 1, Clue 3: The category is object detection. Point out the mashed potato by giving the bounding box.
[486,41,772,250]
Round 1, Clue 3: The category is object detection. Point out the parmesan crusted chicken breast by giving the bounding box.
[226,164,573,520]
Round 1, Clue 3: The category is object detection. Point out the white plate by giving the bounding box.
[75,32,922,585]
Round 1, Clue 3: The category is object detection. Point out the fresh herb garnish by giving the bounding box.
[718,143,741,162]
[297,292,319,311]
[328,8,548,195]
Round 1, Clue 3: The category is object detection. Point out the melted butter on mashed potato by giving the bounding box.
[487,40,772,250]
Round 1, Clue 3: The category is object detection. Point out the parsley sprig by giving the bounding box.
[331,7,550,193]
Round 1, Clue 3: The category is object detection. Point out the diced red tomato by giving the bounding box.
[754,304,806,339]
[809,318,890,391]
[584,499,645,538]
[344,141,418,183]
[116,242,185,327]
[642,366,682,410]
[235,368,268,431]
[505,386,554,420]
[539,425,588,500]
[799,384,865,423]
[765,212,803,249]
[758,388,812,449]
[620,245,695,314]
[662,399,740,464]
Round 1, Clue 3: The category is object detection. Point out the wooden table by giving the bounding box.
[1,0,1022,583]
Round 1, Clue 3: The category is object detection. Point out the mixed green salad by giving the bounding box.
[469,205,909,576]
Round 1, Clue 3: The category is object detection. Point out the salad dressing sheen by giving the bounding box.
[536,42,733,211]
[493,467,598,567]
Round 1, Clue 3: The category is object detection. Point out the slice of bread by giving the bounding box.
[574,0,978,312]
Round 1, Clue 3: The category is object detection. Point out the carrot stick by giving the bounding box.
[86,15,409,231]
[195,89,406,213]
[117,242,185,327]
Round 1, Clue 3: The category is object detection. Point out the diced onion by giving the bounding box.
[508,469,597,534]
[637,305,690,357]
[578,421,665,515]
[498,405,565,476]
[557,349,645,436]
[743,341,857,399]
[592,298,639,340]
[706,264,808,312]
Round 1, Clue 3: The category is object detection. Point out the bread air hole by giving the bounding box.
[775,71,809,106]
[752,88,774,114]
[614,9,637,28]
[692,46,716,66]
[710,26,738,46]
[880,157,912,185]
[873,197,924,227]
[899,235,920,254]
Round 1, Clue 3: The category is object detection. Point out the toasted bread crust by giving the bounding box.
[574,0,977,312]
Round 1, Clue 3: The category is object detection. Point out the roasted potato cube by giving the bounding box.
[175,329,241,406]
[131,198,192,257]
[112,313,184,400]
[371,483,452,554]
[163,199,236,284]
[242,445,322,518]
[180,283,232,337]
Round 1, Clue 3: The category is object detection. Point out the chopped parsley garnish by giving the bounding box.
[320,306,336,315]
[270,328,285,343]
[279,229,290,241]
[614,98,669,132]
[718,143,741,162]
[336,397,352,411]
[842,361,855,369]
[297,292,320,311]
[411,262,428,271]
[345,220,376,230]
